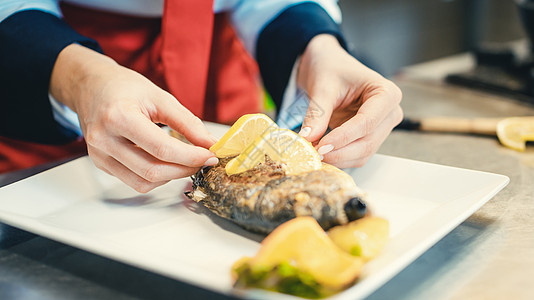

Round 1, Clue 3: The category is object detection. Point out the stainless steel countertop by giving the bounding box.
[1,55,534,300]
[370,54,534,300]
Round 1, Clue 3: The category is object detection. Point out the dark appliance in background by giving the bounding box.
[445,0,534,105]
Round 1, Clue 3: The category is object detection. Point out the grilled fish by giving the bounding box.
[186,156,368,234]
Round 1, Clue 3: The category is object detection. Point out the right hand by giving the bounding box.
[50,44,218,193]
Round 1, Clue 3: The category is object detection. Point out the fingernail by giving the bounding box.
[299,126,311,138]
[317,144,334,155]
[204,157,219,166]
[319,154,324,161]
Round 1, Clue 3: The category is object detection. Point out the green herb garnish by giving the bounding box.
[234,261,334,298]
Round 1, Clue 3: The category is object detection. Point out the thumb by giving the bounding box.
[298,95,334,143]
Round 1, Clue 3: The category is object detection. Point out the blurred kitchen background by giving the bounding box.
[338,0,526,77]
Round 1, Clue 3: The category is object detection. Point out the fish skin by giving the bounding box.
[186,156,367,234]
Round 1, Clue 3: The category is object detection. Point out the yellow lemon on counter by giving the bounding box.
[496,117,534,151]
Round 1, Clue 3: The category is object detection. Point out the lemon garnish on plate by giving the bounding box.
[209,114,276,158]
[496,117,534,151]
[328,216,389,261]
[232,217,364,298]
[225,128,322,175]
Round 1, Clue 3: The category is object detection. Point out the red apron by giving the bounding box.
[0,2,261,173]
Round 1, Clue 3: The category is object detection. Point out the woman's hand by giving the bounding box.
[297,34,403,168]
[50,44,218,193]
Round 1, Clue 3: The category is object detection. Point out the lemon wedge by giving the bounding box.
[209,113,276,158]
[232,217,364,297]
[225,128,322,175]
[496,117,534,151]
[328,217,389,261]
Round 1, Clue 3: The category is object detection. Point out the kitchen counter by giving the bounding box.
[371,72,534,299]
[1,55,534,300]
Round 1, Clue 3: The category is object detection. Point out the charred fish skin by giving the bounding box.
[188,158,285,233]
[186,157,367,234]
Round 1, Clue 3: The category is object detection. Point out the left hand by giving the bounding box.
[49,44,218,193]
[296,34,403,168]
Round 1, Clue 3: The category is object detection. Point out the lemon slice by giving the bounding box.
[232,217,364,295]
[496,117,534,151]
[225,128,322,175]
[209,114,276,157]
[328,217,389,261]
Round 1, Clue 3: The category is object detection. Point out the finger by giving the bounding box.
[299,93,334,143]
[152,92,218,148]
[322,106,403,166]
[88,147,169,193]
[92,158,113,176]
[317,82,402,151]
[114,112,217,167]
[105,137,201,183]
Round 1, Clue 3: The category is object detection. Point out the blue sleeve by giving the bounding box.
[0,9,101,144]
[256,2,346,111]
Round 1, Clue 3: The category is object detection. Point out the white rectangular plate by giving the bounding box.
[0,146,508,299]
